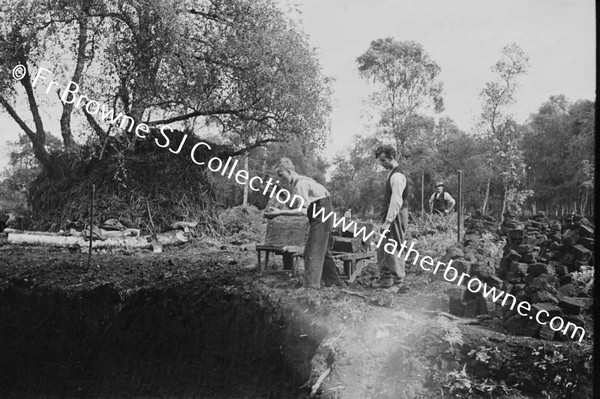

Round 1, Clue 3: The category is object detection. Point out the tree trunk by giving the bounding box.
[59,15,89,147]
[499,182,507,223]
[242,153,249,207]
[482,177,491,214]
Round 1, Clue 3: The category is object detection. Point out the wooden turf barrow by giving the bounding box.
[256,216,376,282]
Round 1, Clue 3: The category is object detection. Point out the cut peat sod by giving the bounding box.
[0,244,593,398]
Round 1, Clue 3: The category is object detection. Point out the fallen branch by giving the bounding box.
[311,368,331,397]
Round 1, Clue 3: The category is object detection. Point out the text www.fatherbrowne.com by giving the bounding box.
[308,207,586,343]
[26,65,586,342]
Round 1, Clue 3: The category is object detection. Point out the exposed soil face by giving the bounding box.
[0,241,594,398]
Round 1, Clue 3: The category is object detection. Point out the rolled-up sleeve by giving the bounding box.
[445,192,456,206]
[385,173,406,223]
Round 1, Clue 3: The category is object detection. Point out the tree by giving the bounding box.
[522,96,595,215]
[357,38,444,156]
[478,43,530,221]
[329,135,384,218]
[0,0,331,167]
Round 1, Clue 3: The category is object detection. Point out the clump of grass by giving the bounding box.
[27,132,224,234]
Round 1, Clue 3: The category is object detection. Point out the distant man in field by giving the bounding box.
[375,145,407,289]
[264,158,343,289]
[344,208,352,219]
[429,182,455,215]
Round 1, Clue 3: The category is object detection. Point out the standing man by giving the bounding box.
[264,158,343,289]
[429,182,456,215]
[375,145,408,289]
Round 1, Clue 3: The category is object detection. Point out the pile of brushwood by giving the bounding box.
[26,130,236,234]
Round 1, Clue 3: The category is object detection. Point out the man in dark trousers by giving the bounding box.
[264,157,343,289]
[429,181,456,215]
[375,145,408,289]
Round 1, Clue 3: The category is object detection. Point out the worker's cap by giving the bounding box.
[435,182,444,187]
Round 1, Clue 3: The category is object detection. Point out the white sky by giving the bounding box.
[0,0,595,170]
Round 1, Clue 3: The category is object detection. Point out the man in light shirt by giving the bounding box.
[429,182,455,215]
[375,145,407,289]
[264,158,343,289]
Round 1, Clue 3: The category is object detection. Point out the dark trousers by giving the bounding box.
[377,207,408,282]
[303,197,341,288]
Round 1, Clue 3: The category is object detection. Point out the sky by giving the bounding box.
[0,0,596,170]
[288,0,596,159]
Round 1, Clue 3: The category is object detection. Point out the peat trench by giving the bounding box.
[0,280,327,398]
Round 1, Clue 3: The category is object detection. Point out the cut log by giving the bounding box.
[8,230,188,250]
[3,228,70,236]
[8,234,81,247]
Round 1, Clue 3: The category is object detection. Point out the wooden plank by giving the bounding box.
[348,260,366,283]
[264,216,308,246]
[332,251,376,261]
[332,236,364,253]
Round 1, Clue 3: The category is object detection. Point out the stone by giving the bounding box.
[472,262,494,279]
[522,252,539,263]
[563,316,586,342]
[506,271,521,284]
[530,220,547,230]
[561,230,581,246]
[523,319,541,337]
[477,295,496,314]
[484,275,503,289]
[561,253,575,265]
[571,245,592,261]
[532,302,562,318]
[504,314,525,335]
[567,262,581,273]
[464,299,479,317]
[510,261,529,276]
[577,298,593,312]
[578,225,594,238]
[545,285,559,296]
[448,298,465,316]
[579,217,592,226]
[523,235,538,245]
[452,259,471,275]
[531,290,558,304]
[557,282,576,296]
[440,246,464,263]
[518,244,535,254]
[446,285,467,301]
[463,233,480,244]
[534,234,548,245]
[508,229,524,241]
[528,263,552,277]
[539,324,556,340]
[463,251,477,263]
[558,297,585,315]
[511,284,526,295]
[548,240,560,250]
[504,221,520,229]
[504,249,522,262]
[580,237,594,251]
